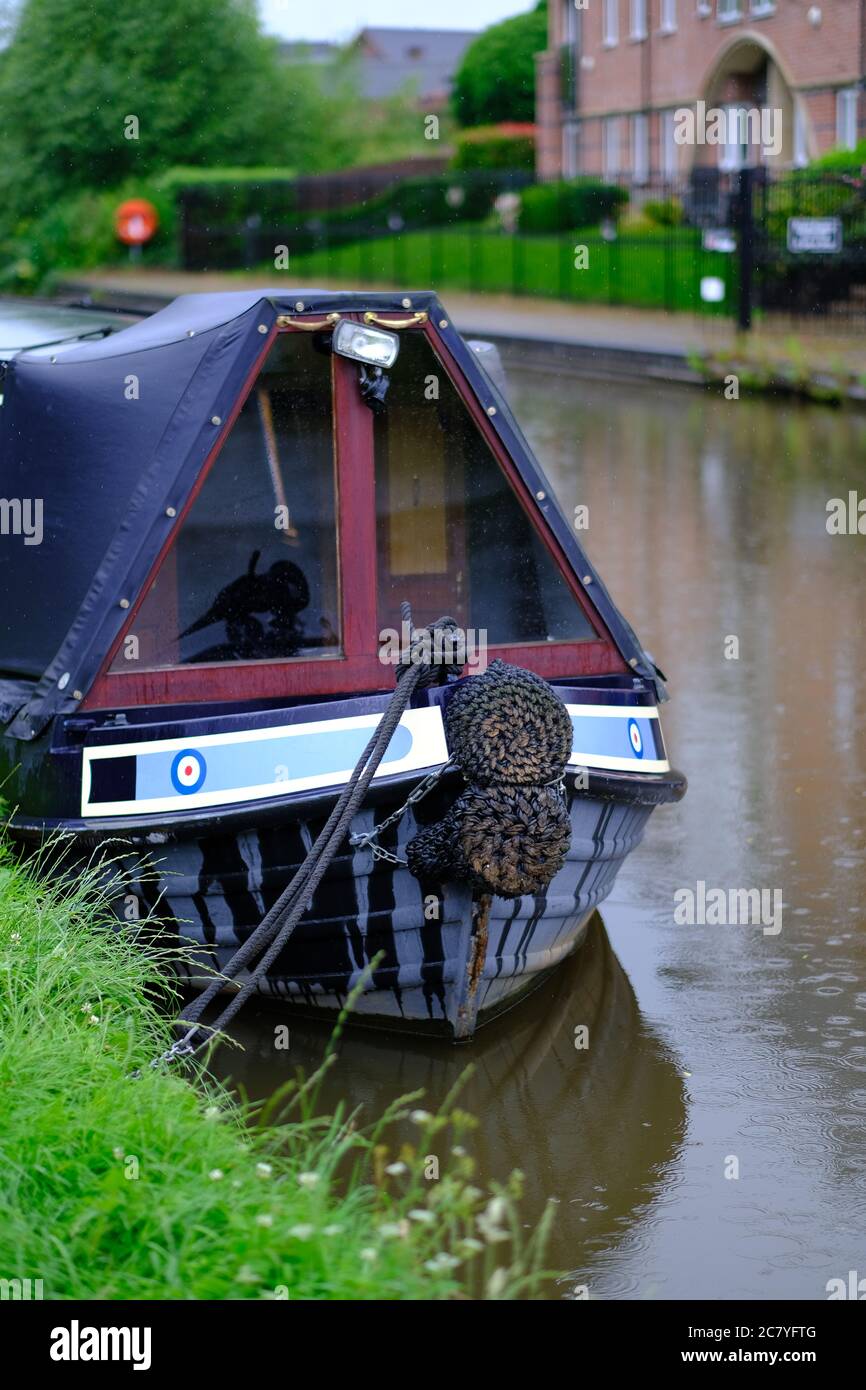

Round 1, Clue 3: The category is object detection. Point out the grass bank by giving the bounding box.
[0,841,552,1299]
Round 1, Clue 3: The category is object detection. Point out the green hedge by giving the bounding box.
[517,180,629,234]
[452,125,537,172]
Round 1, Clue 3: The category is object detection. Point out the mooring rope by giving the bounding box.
[150,610,461,1068]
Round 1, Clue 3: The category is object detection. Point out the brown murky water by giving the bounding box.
[217,363,866,1300]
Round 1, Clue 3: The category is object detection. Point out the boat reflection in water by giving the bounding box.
[214,913,687,1296]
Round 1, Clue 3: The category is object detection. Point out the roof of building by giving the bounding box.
[349,27,478,102]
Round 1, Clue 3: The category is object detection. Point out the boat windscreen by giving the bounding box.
[374,332,598,646]
[108,334,340,671]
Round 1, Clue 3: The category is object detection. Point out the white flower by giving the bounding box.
[256,1162,273,1177]
[408,1208,435,1224]
[204,1106,220,1120]
[360,1247,378,1263]
[486,1267,509,1298]
[323,1224,344,1237]
[409,1109,432,1125]
[297,1171,320,1189]
[10,932,20,943]
[424,1253,461,1272]
[385,1161,408,1176]
[255,1213,273,1228]
[80,1002,91,1013]
[451,1146,467,1157]
[378,1220,410,1239]
[112,1146,124,1161]
[459,1238,484,1255]
[477,1197,510,1244]
[89,1015,100,1025]
[289,1224,315,1240]
[208,1168,224,1181]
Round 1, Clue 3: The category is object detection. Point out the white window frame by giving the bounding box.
[717,0,741,22]
[604,116,621,178]
[696,0,712,15]
[749,0,775,15]
[660,0,677,32]
[562,0,579,46]
[603,0,619,46]
[836,88,859,151]
[632,113,649,182]
[562,120,581,179]
[793,101,809,167]
[662,108,679,180]
[630,0,648,39]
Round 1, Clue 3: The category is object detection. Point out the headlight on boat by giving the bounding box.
[332,320,399,368]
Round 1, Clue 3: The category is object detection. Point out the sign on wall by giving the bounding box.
[787,217,843,254]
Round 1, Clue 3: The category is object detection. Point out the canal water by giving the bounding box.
[218,362,866,1300]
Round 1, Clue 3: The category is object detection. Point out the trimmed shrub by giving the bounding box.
[452,124,537,172]
[518,179,629,234]
[642,197,684,228]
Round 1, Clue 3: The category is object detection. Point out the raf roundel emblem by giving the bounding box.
[627,718,644,759]
[171,749,207,794]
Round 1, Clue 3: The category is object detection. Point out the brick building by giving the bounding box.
[536,1,866,181]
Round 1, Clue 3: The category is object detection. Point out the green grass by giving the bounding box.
[283,225,736,315]
[0,840,553,1299]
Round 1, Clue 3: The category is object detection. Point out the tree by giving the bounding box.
[451,2,548,129]
[0,0,320,219]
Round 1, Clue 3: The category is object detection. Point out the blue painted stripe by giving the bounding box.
[135,724,413,801]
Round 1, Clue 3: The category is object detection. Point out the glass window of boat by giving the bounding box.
[374,332,597,644]
[110,334,340,671]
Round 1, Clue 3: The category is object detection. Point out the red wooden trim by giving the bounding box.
[419,321,628,675]
[81,639,622,713]
[333,339,377,660]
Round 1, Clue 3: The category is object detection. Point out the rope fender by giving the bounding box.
[407,659,574,899]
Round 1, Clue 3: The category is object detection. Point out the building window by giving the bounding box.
[836,88,859,151]
[633,113,649,182]
[603,0,619,46]
[562,0,579,45]
[662,109,679,180]
[793,102,809,167]
[660,0,677,31]
[696,0,712,15]
[562,120,581,178]
[748,0,775,14]
[717,0,741,21]
[604,116,621,177]
[630,0,647,39]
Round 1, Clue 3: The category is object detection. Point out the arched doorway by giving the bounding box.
[696,35,804,170]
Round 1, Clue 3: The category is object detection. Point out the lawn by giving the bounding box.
[285,225,736,315]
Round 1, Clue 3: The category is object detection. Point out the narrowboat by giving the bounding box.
[0,289,685,1040]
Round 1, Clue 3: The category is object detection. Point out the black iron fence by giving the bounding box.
[176,165,866,330]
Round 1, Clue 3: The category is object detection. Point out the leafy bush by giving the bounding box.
[451,2,548,127]
[452,124,537,172]
[518,179,629,234]
[808,140,866,175]
[642,197,684,228]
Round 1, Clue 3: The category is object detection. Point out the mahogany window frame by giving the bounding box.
[83,315,625,713]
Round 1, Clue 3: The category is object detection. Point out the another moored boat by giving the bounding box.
[0,290,685,1038]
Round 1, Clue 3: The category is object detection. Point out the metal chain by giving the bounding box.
[349,758,457,866]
